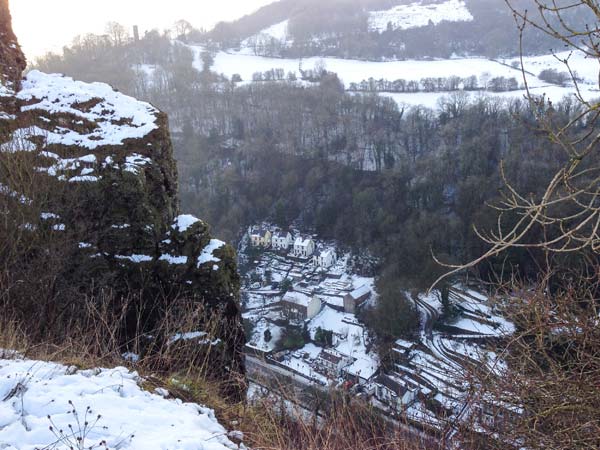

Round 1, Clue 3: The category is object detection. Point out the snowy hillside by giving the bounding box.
[194,46,599,108]
[244,20,291,45]
[0,357,242,450]
[368,0,474,32]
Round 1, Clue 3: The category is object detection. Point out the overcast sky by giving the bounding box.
[10,0,274,60]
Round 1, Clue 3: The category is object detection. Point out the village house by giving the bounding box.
[313,249,337,269]
[293,236,315,258]
[373,375,418,411]
[392,338,416,364]
[475,394,523,433]
[280,291,322,321]
[343,284,372,314]
[249,227,272,248]
[315,349,354,378]
[272,230,293,251]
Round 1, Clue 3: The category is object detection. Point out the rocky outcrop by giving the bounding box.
[0,1,245,395]
[0,0,24,91]
[0,0,25,140]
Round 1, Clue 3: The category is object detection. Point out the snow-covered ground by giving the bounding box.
[202,51,531,86]
[510,50,599,85]
[0,357,241,450]
[192,46,598,108]
[243,20,290,46]
[17,71,159,149]
[368,0,473,33]
[379,84,599,109]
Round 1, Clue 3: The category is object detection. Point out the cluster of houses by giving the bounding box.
[279,282,372,321]
[248,225,337,268]
[244,224,433,414]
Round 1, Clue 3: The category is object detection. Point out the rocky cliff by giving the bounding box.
[0,0,245,394]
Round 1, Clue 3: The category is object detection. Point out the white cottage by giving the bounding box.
[272,230,293,250]
[313,249,336,269]
[293,236,315,258]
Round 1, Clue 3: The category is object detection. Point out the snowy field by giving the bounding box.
[368,0,473,32]
[0,357,241,450]
[192,46,598,108]
[379,84,599,109]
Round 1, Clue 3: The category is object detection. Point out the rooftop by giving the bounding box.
[318,349,347,365]
[349,284,371,299]
[281,290,313,308]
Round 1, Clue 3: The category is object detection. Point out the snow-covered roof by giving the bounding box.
[318,348,349,365]
[394,338,415,350]
[294,236,313,247]
[348,284,371,300]
[250,227,270,238]
[281,290,314,308]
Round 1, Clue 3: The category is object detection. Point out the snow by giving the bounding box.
[115,254,153,263]
[247,318,283,352]
[40,212,59,220]
[193,45,598,110]
[124,154,153,174]
[206,52,536,88]
[247,20,290,43]
[282,290,313,307]
[349,284,371,299]
[368,0,474,33]
[17,71,159,149]
[197,239,226,267]
[511,50,599,85]
[0,128,38,153]
[173,214,201,232]
[451,318,500,335]
[308,306,378,379]
[159,254,188,265]
[68,175,99,182]
[168,331,207,344]
[0,357,240,450]
[0,83,11,97]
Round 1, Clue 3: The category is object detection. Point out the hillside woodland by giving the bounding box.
[205,0,593,59]
[2,0,600,449]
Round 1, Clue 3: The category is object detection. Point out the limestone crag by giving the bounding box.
[0,1,245,392]
[0,0,25,138]
[0,0,24,90]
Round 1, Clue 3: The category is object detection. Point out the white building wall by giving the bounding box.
[307,296,322,319]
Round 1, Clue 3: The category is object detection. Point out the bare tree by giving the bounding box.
[433,2,600,449]
[105,21,129,47]
[173,19,193,42]
[433,0,600,288]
